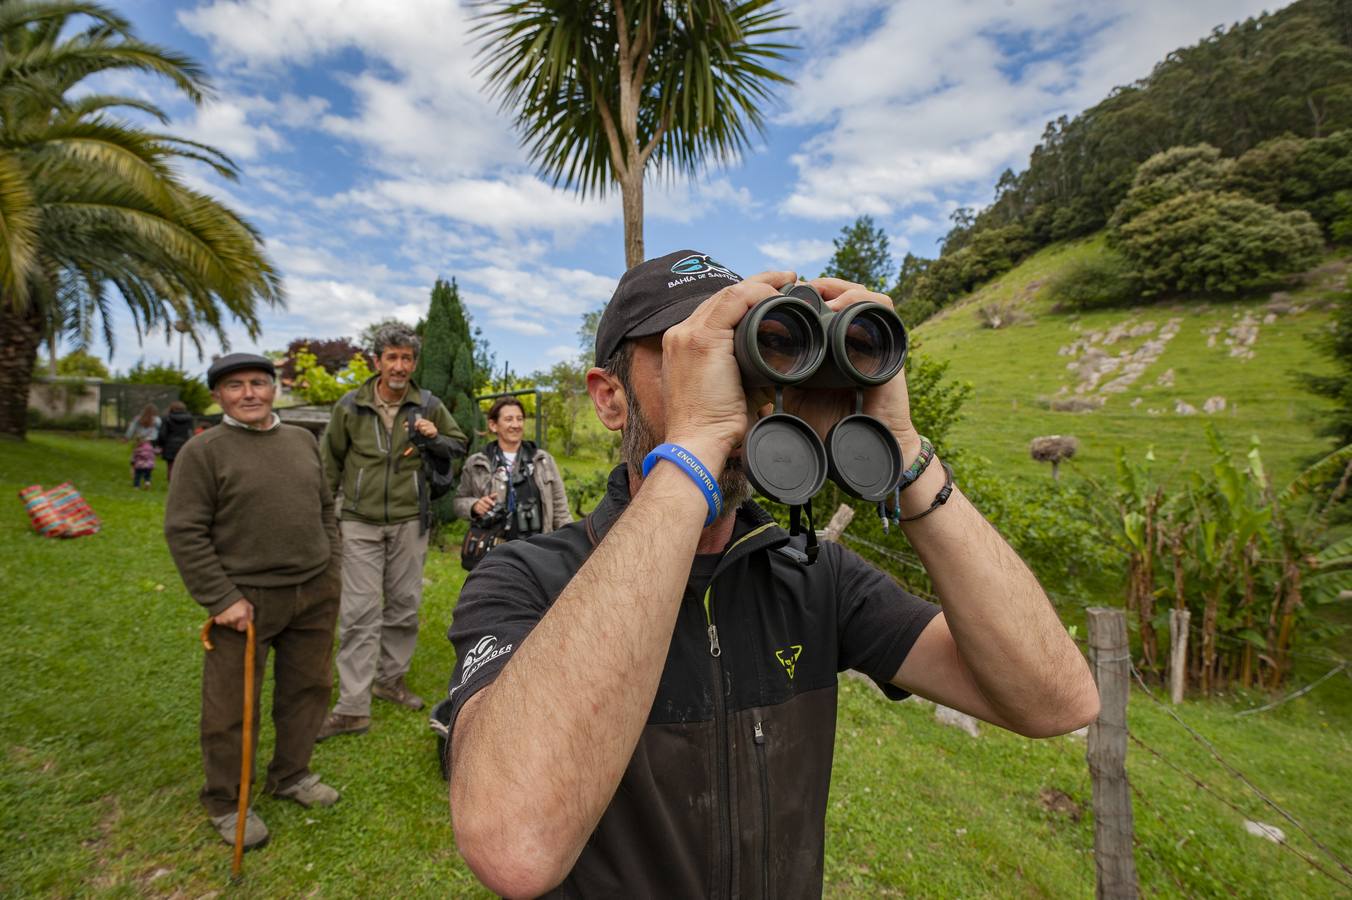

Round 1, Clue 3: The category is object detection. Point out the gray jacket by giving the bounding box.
[452,442,571,533]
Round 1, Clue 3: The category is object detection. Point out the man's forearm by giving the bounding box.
[897,451,1095,733]
[451,465,709,889]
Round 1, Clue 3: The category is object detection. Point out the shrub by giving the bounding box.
[1108,144,1232,230]
[118,363,211,413]
[976,301,1028,329]
[1113,190,1323,295]
[291,348,374,405]
[911,224,1034,310]
[26,409,99,431]
[1045,249,1142,310]
[1228,130,1352,237]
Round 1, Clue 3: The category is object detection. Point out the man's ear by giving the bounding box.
[586,367,627,433]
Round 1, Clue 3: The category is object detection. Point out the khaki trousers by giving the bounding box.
[333,518,428,717]
[200,564,340,817]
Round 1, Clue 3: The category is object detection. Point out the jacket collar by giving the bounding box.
[587,465,789,566]
[354,373,424,411]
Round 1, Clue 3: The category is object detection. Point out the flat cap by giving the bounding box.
[207,352,276,389]
[594,249,742,367]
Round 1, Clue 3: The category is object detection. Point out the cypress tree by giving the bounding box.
[414,278,481,442]
[415,279,485,530]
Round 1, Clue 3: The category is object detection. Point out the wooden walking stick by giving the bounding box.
[200,618,257,881]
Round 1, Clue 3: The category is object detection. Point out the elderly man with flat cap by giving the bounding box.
[164,352,343,850]
[443,251,1100,897]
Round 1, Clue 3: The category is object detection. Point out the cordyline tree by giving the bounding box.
[472,0,796,268]
[0,1,283,439]
[413,278,480,445]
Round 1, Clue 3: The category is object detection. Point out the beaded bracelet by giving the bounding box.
[897,436,935,492]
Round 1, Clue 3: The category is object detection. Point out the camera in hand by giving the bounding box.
[474,501,510,530]
[733,283,908,505]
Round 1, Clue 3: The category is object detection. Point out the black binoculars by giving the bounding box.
[734,284,908,506]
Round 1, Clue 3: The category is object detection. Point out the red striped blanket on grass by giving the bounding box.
[19,483,101,538]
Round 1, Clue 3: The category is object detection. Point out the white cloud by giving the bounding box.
[646,175,759,223]
[777,0,1276,219]
[756,238,835,269]
[180,0,522,175]
[333,175,615,233]
[544,344,578,361]
[459,263,617,349]
[179,95,286,160]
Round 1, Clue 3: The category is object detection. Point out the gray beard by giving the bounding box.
[622,393,752,518]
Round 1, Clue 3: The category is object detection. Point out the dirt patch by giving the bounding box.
[1039,787,1083,822]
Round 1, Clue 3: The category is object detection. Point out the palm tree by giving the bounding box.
[0,0,283,439]
[473,0,796,268]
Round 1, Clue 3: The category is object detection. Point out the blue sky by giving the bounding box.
[90,0,1280,377]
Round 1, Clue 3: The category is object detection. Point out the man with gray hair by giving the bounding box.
[318,323,466,740]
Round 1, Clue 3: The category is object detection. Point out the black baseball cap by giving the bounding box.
[593,249,742,367]
[207,352,276,389]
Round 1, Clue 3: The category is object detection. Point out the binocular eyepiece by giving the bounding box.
[735,284,909,507]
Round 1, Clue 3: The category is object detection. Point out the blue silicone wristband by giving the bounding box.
[641,443,722,526]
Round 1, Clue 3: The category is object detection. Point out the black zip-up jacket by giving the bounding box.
[446,466,939,898]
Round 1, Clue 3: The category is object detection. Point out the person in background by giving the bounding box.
[125,403,160,488]
[453,397,571,538]
[131,439,157,490]
[164,353,342,851]
[156,400,196,482]
[125,403,160,443]
[317,323,467,740]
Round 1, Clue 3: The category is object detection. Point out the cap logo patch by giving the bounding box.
[668,254,740,289]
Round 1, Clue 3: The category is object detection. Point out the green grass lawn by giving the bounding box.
[2,434,1350,897]
[915,238,1345,489]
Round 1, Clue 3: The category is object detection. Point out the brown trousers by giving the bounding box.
[199,563,340,817]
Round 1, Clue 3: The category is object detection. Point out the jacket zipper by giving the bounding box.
[380,414,392,523]
[703,585,732,899]
[753,720,770,899]
[699,522,777,899]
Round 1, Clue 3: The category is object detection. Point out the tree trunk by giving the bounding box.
[1201,589,1219,695]
[0,302,43,439]
[620,167,645,269]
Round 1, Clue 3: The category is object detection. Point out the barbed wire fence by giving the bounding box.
[834,527,1352,898]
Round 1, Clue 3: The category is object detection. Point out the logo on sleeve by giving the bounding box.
[453,634,514,695]
[775,645,803,680]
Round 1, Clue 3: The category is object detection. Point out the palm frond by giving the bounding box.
[0,148,40,305]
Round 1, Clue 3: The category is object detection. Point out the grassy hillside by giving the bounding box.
[912,237,1345,488]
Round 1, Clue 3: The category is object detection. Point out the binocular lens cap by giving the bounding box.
[744,414,827,506]
[826,415,902,502]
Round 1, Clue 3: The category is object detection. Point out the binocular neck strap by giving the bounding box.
[788,498,819,565]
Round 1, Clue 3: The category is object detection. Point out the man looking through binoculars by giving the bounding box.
[444,250,1099,898]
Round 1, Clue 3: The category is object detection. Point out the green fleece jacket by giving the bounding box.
[320,375,467,525]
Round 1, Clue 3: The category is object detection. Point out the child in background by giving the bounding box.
[131,440,157,489]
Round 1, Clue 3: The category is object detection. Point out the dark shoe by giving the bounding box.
[209,808,269,849]
[274,772,340,808]
[316,711,370,742]
[372,677,425,711]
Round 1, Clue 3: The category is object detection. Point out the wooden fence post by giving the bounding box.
[820,503,855,543]
[1169,608,1190,705]
[1086,607,1138,900]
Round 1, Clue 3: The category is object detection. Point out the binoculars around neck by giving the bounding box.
[734,283,909,506]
